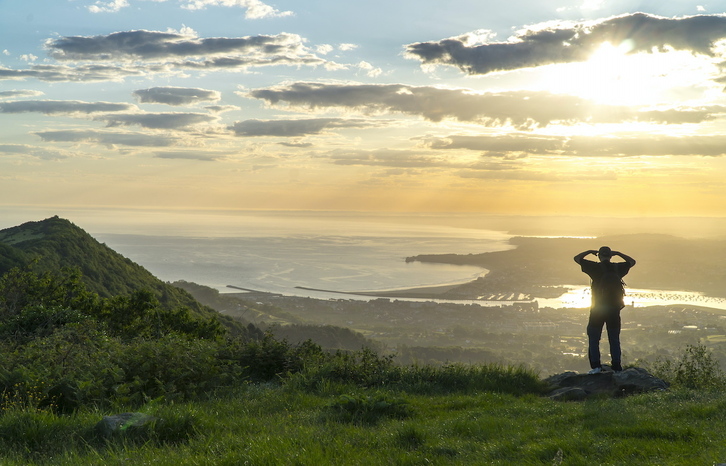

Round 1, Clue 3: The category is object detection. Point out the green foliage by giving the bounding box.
[646,343,725,389]
[113,336,235,404]
[0,264,545,418]
[92,290,225,340]
[0,265,97,321]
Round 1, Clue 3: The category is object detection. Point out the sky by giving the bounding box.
[2,0,726,218]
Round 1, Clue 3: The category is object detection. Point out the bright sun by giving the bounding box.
[536,41,709,106]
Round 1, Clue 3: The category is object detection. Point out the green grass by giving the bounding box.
[3,385,726,465]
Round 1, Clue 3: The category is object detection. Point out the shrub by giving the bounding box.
[114,335,237,404]
[647,343,724,389]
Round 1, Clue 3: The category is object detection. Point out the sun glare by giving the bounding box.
[536,41,714,106]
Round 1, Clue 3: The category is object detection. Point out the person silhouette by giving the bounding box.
[574,246,636,374]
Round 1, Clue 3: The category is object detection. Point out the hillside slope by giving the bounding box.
[0,216,237,324]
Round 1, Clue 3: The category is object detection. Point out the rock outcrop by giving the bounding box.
[95,412,157,437]
[544,367,669,401]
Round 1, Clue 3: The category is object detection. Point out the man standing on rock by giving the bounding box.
[574,246,636,374]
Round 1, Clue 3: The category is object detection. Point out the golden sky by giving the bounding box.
[2,2,726,217]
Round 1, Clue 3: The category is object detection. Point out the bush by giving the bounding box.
[114,336,238,404]
[647,343,724,389]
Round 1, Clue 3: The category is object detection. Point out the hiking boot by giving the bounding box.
[588,367,602,374]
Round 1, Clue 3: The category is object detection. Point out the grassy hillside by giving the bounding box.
[0,217,239,325]
[2,366,726,464]
[1,237,726,464]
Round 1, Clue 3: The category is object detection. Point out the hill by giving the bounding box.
[0,216,240,326]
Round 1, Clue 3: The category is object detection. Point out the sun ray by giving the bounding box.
[535,41,718,107]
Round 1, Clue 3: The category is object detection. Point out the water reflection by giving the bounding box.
[539,286,726,310]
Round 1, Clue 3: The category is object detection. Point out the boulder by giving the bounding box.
[95,412,157,438]
[544,367,668,400]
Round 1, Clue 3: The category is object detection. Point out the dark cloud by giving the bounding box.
[426,133,726,157]
[229,118,383,137]
[95,112,217,129]
[0,100,134,114]
[154,150,227,161]
[46,30,309,61]
[0,89,43,99]
[405,13,726,75]
[178,55,325,70]
[0,30,328,83]
[35,130,178,147]
[133,86,221,106]
[247,82,721,128]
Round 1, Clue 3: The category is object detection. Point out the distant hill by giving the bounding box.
[0,216,242,326]
[407,233,726,299]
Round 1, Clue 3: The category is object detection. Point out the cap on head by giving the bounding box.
[598,246,612,257]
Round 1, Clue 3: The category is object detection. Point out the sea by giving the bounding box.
[3,207,726,310]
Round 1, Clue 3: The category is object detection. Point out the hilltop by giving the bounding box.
[0,216,237,326]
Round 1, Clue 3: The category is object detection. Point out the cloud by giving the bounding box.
[278,141,313,148]
[566,134,726,157]
[0,144,71,160]
[316,44,334,55]
[154,150,227,161]
[405,13,726,75]
[95,112,217,129]
[325,148,458,169]
[178,0,293,18]
[88,0,129,13]
[0,100,135,114]
[246,82,722,128]
[425,133,726,157]
[35,130,178,147]
[423,133,564,154]
[0,63,149,82]
[456,168,617,181]
[0,30,330,83]
[357,61,382,77]
[205,105,240,113]
[0,89,44,99]
[46,30,310,62]
[229,118,384,137]
[84,0,292,18]
[133,86,221,106]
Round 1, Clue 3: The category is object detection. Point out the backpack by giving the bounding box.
[592,262,625,309]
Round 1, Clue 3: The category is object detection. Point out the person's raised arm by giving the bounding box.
[611,251,636,267]
[574,250,598,264]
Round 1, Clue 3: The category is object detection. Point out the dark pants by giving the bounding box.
[587,306,622,370]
